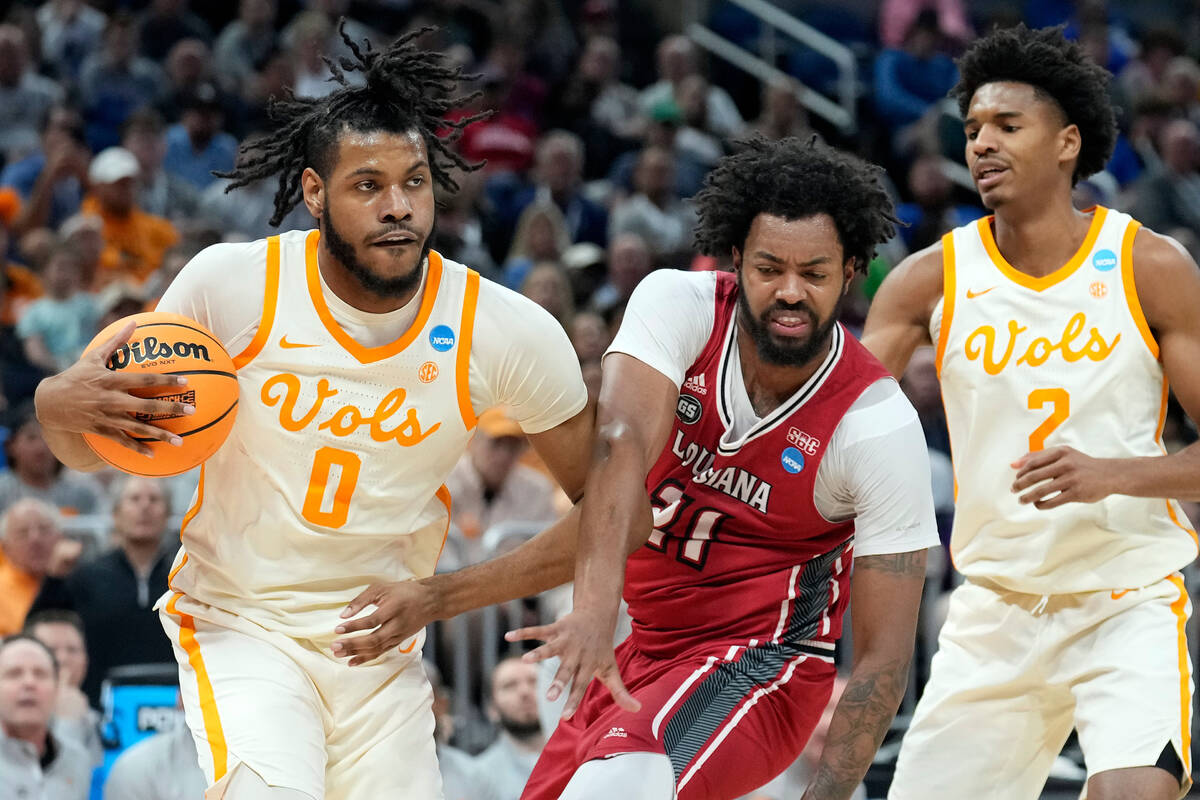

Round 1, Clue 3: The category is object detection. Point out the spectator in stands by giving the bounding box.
[56,213,102,289]
[514,131,608,249]
[198,171,316,240]
[93,281,147,333]
[1132,118,1200,234]
[213,0,278,94]
[444,408,559,564]
[0,405,106,517]
[102,691,205,800]
[520,261,575,326]
[1162,56,1200,124]
[287,11,340,99]
[16,243,97,373]
[556,35,642,141]
[609,145,696,265]
[503,201,571,290]
[1,105,88,233]
[81,146,180,287]
[163,82,238,192]
[475,656,546,800]
[25,609,101,763]
[455,64,541,177]
[750,78,811,142]
[0,25,64,165]
[1118,29,1186,101]
[873,10,958,140]
[122,108,199,223]
[895,154,983,252]
[590,232,652,314]
[879,0,972,50]
[0,635,91,800]
[0,499,78,636]
[137,0,212,62]
[78,13,167,151]
[674,75,728,166]
[430,170,499,282]
[159,38,222,120]
[0,218,42,327]
[639,35,743,139]
[607,105,708,200]
[36,0,107,82]
[428,661,498,800]
[30,477,176,706]
[568,310,610,364]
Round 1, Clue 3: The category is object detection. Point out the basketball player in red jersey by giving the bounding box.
[865,25,1200,800]
[492,137,938,800]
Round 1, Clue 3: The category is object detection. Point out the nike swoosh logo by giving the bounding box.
[1111,590,1130,600]
[966,287,997,299]
[279,336,319,349]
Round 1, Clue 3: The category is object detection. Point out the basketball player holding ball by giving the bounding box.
[34,29,593,800]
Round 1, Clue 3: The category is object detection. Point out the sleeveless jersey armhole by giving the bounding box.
[232,234,281,369]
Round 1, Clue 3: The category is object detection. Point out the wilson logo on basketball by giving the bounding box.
[108,337,211,369]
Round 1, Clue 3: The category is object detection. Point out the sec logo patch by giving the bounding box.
[418,361,439,383]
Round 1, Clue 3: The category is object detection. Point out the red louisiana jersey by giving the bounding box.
[626,272,891,659]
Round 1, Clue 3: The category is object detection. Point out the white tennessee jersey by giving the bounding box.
[156,229,585,641]
[933,206,1197,594]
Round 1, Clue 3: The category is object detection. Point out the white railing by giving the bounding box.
[683,0,858,134]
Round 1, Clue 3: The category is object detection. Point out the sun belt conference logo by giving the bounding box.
[429,325,456,352]
[1092,249,1118,272]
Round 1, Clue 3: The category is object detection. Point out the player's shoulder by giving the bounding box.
[469,267,572,347]
[833,377,920,448]
[179,237,274,285]
[1130,222,1198,276]
[636,267,719,298]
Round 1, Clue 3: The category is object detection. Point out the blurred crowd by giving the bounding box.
[2,0,1200,798]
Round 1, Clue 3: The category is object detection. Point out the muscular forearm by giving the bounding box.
[421,507,581,620]
[801,655,911,800]
[572,432,652,618]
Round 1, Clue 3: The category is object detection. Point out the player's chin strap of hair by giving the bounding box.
[558,752,678,800]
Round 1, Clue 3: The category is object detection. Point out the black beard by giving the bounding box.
[735,274,841,367]
[321,204,432,299]
[497,713,542,740]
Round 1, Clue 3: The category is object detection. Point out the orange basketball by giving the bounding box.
[82,312,238,477]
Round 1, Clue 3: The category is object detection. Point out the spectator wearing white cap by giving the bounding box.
[79,146,179,287]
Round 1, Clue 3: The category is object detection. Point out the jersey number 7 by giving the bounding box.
[647,478,731,570]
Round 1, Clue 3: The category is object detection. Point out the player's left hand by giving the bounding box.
[331,579,437,666]
[506,607,640,719]
[1011,446,1120,509]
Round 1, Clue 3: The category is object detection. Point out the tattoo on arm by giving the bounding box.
[802,656,912,800]
[855,550,927,578]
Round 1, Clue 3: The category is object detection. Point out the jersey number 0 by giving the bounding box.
[302,446,362,528]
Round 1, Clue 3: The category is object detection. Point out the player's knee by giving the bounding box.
[217,764,319,800]
[558,753,676,800]
[1085,765,1179,800]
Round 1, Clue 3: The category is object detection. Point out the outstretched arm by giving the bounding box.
[506,353,679,716]
[860,244,944,379]
[1012,229,1200,505]
[801,549,927,800]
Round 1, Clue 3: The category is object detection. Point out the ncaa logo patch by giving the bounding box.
[781,446,805,474]
[1092,249,1118,272]
[429,325,456,352]
[676,394,702,424]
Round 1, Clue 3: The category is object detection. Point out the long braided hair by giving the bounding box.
[218,24,489,226]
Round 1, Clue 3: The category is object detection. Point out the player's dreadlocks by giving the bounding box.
[693,136,897,272]
[219,24,488,226]
[953,24,1116,185]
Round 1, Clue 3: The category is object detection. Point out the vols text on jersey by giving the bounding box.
[260,373,440,446]
[964,311,1120,375]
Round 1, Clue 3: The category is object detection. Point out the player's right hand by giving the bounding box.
[506,607,640,719]
[34,320,195,457]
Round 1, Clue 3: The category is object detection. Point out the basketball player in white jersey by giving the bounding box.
[31,29,592,800]
[863,25,1200,800]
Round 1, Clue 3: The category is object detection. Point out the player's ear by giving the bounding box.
[842,258,856,295]
[731,246,742,272]
[1059,123,1082,170]
[301,167,325,219]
